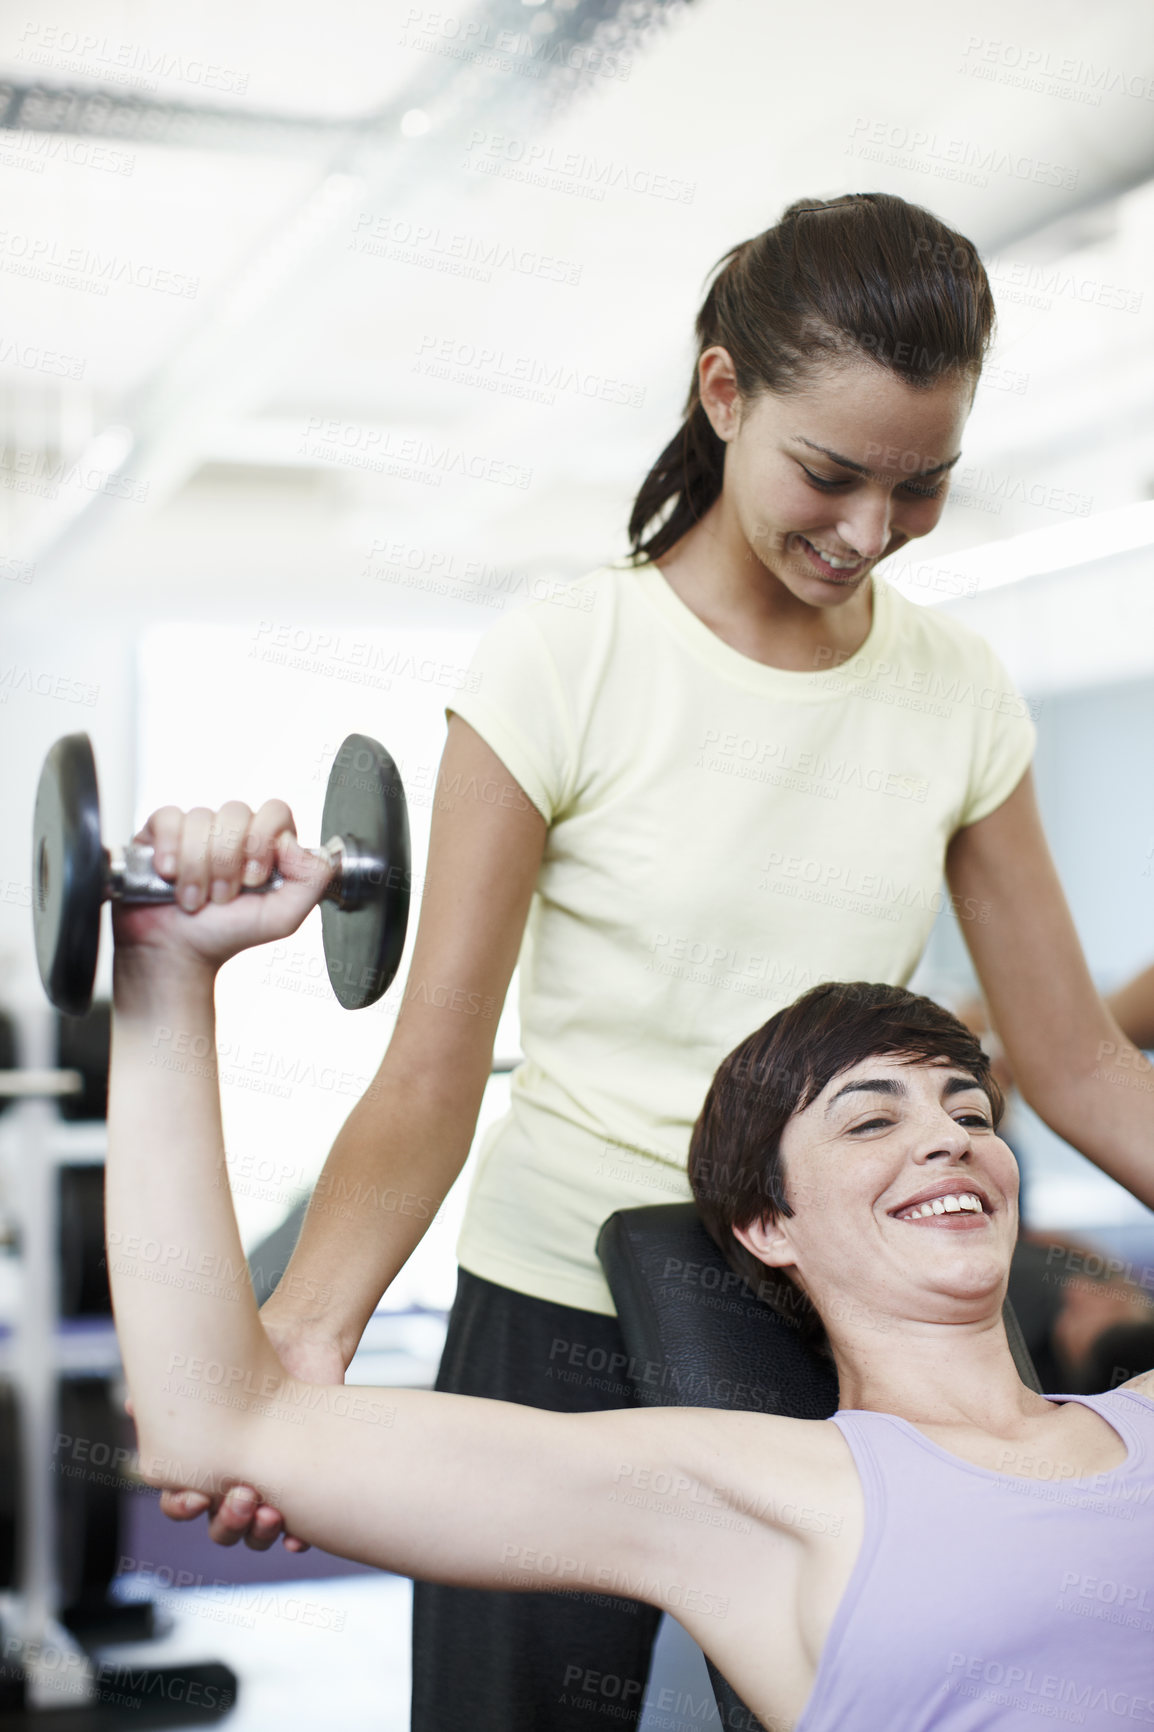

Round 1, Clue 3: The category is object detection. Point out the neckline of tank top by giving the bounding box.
[841,1389,1153,1488]
[630,560,898,695]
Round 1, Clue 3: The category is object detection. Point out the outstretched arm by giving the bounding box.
[946,769,1154,1208]
[105,807,742,1602]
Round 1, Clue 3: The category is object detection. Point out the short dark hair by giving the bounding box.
[687,982,1006,1353]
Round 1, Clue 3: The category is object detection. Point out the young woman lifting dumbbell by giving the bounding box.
[150,193,1154,1729]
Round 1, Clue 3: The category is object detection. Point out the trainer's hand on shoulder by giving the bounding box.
[112,799,331,974]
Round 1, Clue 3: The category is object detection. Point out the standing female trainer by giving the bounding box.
[156,193,1154,1729]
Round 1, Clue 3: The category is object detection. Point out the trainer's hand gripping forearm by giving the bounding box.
[156,1324,346,1553]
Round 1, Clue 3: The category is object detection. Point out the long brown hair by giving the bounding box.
[628,193,995,564]
[687,982,1005,1352]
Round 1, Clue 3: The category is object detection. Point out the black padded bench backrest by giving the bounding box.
[596,1202,1041,1730]
[597,1202,839,1420]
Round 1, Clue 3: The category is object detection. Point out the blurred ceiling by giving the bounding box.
[0,0,1152,626]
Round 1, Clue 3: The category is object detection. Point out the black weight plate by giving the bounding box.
[32,735,104,1018]
[319,734,411,1010]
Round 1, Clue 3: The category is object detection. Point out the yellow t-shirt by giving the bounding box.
[447,561,1036,1314]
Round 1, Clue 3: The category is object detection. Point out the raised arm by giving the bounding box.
[945,768,1154,1207]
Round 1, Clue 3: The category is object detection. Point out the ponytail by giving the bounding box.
[627,399,724,572]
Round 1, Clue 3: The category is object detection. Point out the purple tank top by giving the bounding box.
[796,1388,1154,1731]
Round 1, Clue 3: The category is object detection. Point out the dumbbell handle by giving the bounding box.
[107,836,380,913]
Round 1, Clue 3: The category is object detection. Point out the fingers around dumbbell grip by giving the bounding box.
[181,803,251,913]
[119,802,329,969]
[148,801,324,914]
[145,805,194,894]
[147,801,267,911]
[241,799,299,894]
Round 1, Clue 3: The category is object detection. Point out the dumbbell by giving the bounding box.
[32,733,410,1016]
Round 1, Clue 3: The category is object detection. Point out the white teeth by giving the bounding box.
[809,542,858,569]
[895,1191,984,1221]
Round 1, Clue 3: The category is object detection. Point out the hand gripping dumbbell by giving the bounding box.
[32,733,410,1016]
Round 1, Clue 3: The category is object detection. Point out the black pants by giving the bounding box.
[410,1268,663,1731]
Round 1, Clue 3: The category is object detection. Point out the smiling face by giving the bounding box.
[699,351,973,608]
[733,1053,1019,1340]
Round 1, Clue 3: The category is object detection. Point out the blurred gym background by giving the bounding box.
[0,0,1153,1724]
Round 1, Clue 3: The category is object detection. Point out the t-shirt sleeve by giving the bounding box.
[446,606,577,824]
[956,639,1037,828]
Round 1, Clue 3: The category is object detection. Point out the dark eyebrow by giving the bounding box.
[797,438,962,481]
[824,1073,987,1115]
